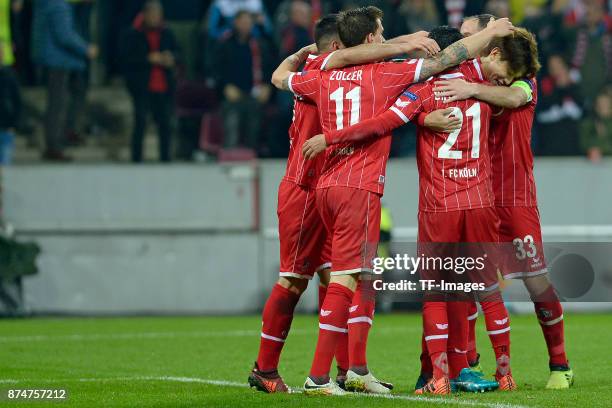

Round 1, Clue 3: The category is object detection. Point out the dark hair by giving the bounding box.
[314,14,339,51]
[428,26,463,50]
[489,28,541,79]
[337,6,383,48]
[465,13,497,30]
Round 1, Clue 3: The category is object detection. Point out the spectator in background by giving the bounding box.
[522,0,574,62]
[32,0,98,161]
[484,0,511,18]
[434,0,486,28]
[537,54,584,155]
[581,87,612,162]
[121,0,178,163]
[342,1,408,39]
[0,0,20,69]
[399,0,440,33]
[278,1,312,58]
[569,0,611,108]
[274,0,341,31]
[214,10,272,151]
[65,0,94,145]
[508,0,547,24]
[160,0,209,80]
[207,0,272,40]
[0,43,21,165]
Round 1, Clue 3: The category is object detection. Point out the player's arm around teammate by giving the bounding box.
[433,78,532,109]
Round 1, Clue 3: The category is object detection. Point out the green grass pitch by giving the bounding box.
[0,312,610,407]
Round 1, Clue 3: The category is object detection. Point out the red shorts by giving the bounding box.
[278,181,331,279]
[418,207,500,291]
[316,186,381,275]
[497,206,548,279]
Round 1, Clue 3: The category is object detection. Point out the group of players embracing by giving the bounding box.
[248,5,574,397]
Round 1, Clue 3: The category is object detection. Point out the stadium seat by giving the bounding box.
[199,111,224,155]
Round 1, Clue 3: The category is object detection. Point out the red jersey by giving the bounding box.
[283,52,335,188]
[288,58,425,195]
[323,64,495,212]
[489,78,539,207]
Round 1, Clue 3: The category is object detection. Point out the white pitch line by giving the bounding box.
[0,326,425,343]
[0,376,530,408]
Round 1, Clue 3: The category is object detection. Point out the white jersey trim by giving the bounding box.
[320,51,337,70]
[414,58,424,82]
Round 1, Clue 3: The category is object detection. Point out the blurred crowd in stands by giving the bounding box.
[0,0,610,163]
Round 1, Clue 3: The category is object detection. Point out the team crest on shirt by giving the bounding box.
[378,175,385,184]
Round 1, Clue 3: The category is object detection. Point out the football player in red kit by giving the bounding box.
[250,15,442,393]
[302,25,533,394]
[272,7,515,395]
[433,16,574,390]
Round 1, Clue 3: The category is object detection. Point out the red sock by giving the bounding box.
[348,281,375,371]
[532,286,568,367]
[481,297,511,377]
[447,301,469,379]
[256,284,301,371]
[310,283,353,378]
[318,284,348,371]
[419,333,432,376]
[423,301,449,379]
[467,301,479,365]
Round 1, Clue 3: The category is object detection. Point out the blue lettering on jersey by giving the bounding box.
[403,91,418,101]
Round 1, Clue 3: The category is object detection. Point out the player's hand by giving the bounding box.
[297,43,318,60]
[302,134,327,159]
[433,79,475,103]
[486,17,515,37]
[400,31,440,56]
[423,108,462,133]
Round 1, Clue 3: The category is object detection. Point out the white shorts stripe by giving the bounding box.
[539,314,563,326]
[279,272,313,280]
[467,311,479,321]
[330,268,373,276]
[261,332,285,343]
[347,316,373,325]
[502,268,548,280]
[319,323,348,333]
[424,334,448,341]
[487,327,511,335]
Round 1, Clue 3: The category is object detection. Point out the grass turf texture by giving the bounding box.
[0,313,610,407]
